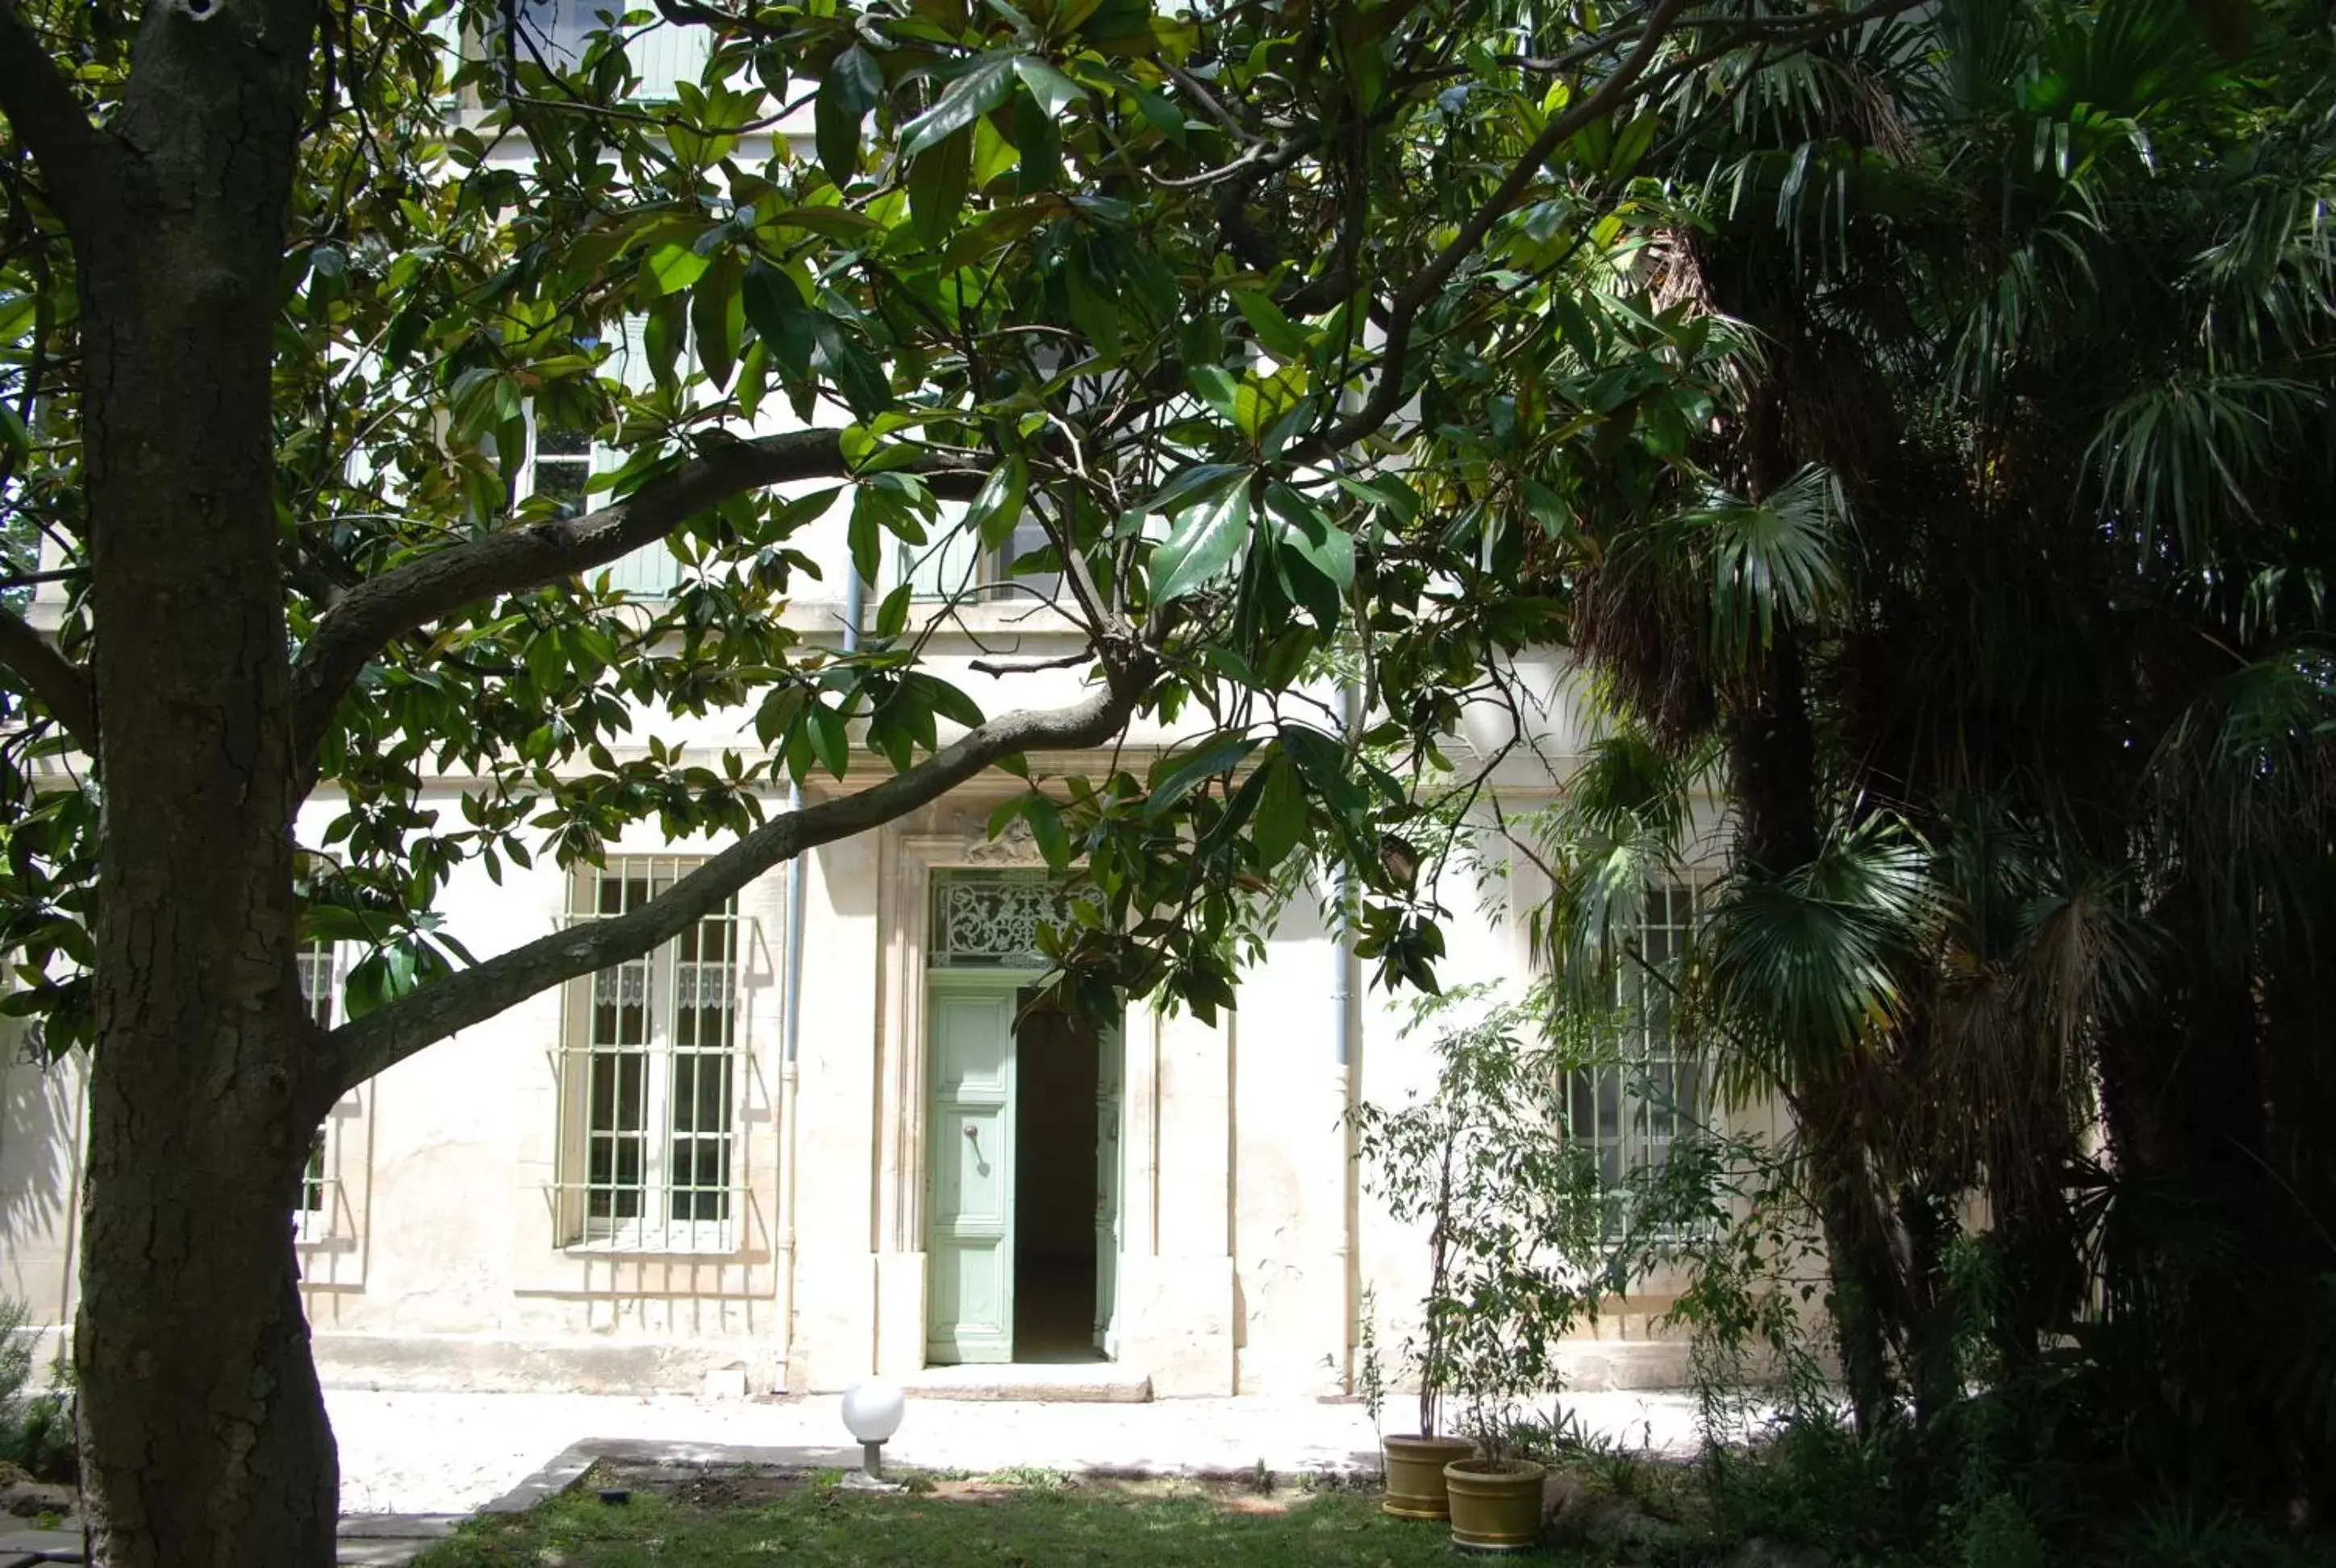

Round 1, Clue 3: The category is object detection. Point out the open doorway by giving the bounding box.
[1012,990,1102,1362]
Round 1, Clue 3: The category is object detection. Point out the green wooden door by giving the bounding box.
[926,977,1019,1363]
[1093,1020,1122,1357]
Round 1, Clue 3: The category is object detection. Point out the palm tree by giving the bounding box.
[1512,0,2336,1508]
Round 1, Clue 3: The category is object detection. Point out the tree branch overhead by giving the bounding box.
[0,606,94,747]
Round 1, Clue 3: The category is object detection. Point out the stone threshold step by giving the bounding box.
[904,1363,1153,1403]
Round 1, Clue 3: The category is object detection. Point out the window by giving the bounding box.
[1562,884,1701,1234]
[556,860,745,1252]
[503,0,709,98]
[521,393,681,599]
[903,511,1062,604]
[295,941,340,1244]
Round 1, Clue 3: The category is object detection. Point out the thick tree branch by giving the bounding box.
[0,604,93,745]
[0,0,112,234]
[320,648,1156,1095]
[291,427,971,768]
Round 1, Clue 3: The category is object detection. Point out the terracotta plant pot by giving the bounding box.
[1443,1457,1548,1552]
[1379,1433,1478,1518]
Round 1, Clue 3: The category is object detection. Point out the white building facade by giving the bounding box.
[0,15,1750,1404]
[0,620,1723,1401]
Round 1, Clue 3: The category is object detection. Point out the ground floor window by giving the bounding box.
[1562,883,1702,1233]
[557,859,745,1252]
[295,940,340,1244]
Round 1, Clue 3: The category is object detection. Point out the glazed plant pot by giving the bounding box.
[1379,1433,1478,1518]
[1443,1456,1548,1552]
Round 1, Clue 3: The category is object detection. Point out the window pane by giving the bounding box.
[511,0,601,66]
[995,515,1062,600]
[906,525,981,601]
[534,457,590,515]
[297,943,335,1028]
[572,861,742,1247]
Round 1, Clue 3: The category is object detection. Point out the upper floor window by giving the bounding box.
[555,859,747,1253]
[1562,883,1701,1233]
[903,513,1062,605]
[502,0,711,100]
[519,391,680,600]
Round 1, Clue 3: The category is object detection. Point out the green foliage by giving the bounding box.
[1349,984,1612,1457]
[1959,1494,2048,1568]
[0,1299,73,1483]
[1511,0,2336,1523]
[0,0,1817,1054]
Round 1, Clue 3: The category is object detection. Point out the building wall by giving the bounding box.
[0,754,1738,1400]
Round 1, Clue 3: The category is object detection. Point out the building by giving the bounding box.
[0,11,1762,1407]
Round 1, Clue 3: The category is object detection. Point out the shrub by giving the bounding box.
[0,1299,75,1483]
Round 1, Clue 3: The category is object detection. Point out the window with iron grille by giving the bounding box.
[556,860,745,1252]
[294,940,338,1243]
[1562,884,1702,1235]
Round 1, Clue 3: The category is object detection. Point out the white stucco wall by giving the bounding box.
[0,636,1751,1398]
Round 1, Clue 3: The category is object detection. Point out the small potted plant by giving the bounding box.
[1365,1136,1475,1517]
[1352,986,1602,1540]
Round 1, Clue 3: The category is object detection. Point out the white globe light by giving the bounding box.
[841,1378,906,1445]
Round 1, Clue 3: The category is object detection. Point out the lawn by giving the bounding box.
[411,1466,1613,1567]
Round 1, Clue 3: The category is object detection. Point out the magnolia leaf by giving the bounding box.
[816,44,883,183]
[901,52,1023,159]
[742,262,814,379]
[907,127,974,248]
[966,453,1029,549]
[1151,483,1252,603]
[1012,56,1083,120]
[1253,754,1307,869]
[1231,288,1312,363]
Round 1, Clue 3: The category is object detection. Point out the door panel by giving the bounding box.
[1094,1020,1122,1357]
[927,983,1016,1363]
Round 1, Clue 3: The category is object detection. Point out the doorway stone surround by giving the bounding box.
[867,827,1237,1395]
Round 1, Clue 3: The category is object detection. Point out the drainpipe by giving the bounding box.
[1333,679,1362,1393]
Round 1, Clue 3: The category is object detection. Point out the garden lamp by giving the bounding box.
[840,1377,907,1491]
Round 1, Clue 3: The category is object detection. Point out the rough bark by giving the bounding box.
[69,0,335,1561]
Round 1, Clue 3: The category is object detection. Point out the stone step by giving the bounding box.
[0,1525,84,1563]
[903,1363,1152,1403]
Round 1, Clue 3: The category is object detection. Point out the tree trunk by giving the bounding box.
[1727,631,1907,1432]
[77,1078,338,1567]
[70,0,330,1560]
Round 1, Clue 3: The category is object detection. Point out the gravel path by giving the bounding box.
[327,1387,1715,1516]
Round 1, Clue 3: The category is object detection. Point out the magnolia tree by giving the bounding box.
[0,0,1904,1558]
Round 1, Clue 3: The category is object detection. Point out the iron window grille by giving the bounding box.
[1561,884,1704,1238]
[294,940,341,1245]
[553,858,750,1253]
[928,869,1093,969]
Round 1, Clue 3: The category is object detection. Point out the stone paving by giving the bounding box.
[327,1385,1713,1518]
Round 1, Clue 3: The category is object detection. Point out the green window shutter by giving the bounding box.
[628,22,710,101]
[594,315,679,600]
[905,521,984,601]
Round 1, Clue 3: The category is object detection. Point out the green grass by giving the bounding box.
[411,1470,1607,1567]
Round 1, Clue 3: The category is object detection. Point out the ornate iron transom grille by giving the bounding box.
[930,869,1086,969]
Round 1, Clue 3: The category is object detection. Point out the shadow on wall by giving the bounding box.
[0,1041,84,1322]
